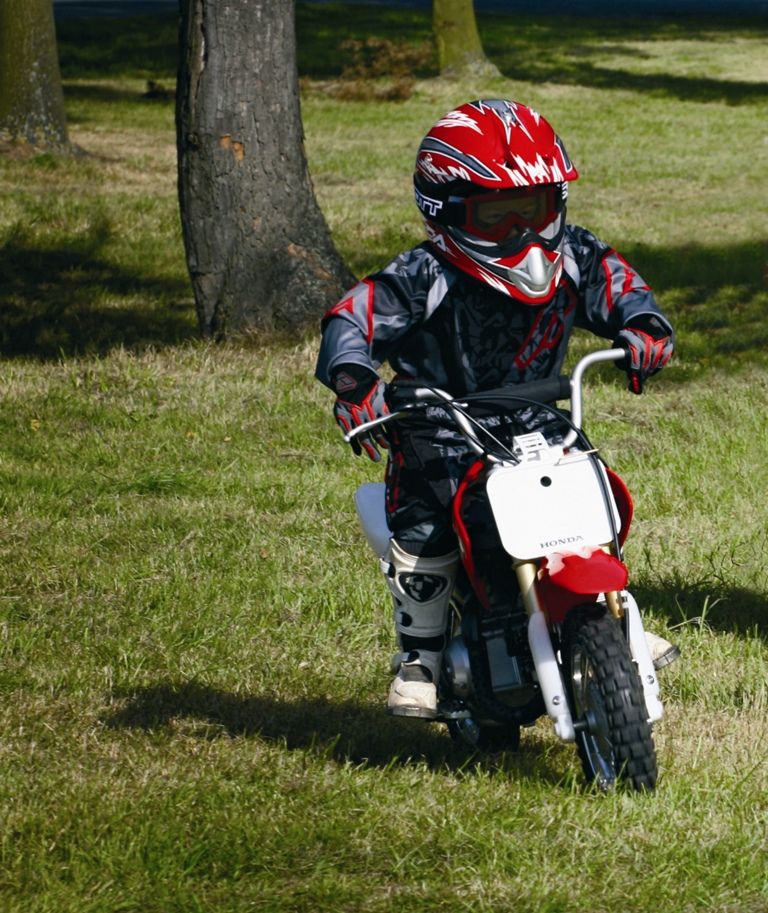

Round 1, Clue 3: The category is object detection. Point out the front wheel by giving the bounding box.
[562,605,657,791]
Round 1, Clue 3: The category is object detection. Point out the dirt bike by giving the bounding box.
[347,348,662,791]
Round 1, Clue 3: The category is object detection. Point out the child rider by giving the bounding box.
[316,99,678,719]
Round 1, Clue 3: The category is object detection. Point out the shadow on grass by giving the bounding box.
[620,239,767,292]
[57,13,179,81]
[634,579,768,642]
[483,13,768,106]
[0,223,197,359]
[621,238,768,365]
[105,680,569,783]
[629,532,768,640]
[63,82,174,108]
[296,4,768,94]
[305,6,768,106]
[295,3,435,79]
[2,223,764,362]
[551,66,768,106]
[55,4,768,110]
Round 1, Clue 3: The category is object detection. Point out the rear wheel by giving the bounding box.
[562,605,657,791]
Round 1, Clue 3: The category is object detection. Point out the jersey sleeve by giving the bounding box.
[315,246,448,388]
[568,226,673,339]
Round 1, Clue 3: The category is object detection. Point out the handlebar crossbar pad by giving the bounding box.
[464,376,571,407]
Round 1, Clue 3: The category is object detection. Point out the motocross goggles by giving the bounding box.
[461,186,560,243]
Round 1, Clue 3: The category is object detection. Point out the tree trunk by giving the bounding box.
[432,0,501,79]
[0,0,70,151]
[176,0,355,338]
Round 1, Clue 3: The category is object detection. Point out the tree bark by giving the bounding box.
[432,0,501,79]
[0,0,70,150]
[176,0,355,338]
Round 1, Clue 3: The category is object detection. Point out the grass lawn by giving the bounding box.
[1,4,768,911]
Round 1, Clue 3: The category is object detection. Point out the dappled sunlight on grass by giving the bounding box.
[622,240,768,368]
[481,15,768,105]
[1,336,767,912]
[1,7,768,912]
[56,13,179,81]
[0,206,195,357]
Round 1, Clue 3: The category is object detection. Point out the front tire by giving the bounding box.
[562,605,657,791]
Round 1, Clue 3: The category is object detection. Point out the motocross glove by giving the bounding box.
[614,314,674,395]
[331,363,390,463]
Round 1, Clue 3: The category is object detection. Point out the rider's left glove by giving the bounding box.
[614,314,674,395]
[331,364,390,463]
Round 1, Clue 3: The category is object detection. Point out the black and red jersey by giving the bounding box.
[316,225,672,396]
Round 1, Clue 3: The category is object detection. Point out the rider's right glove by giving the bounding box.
[331,363,389,463]
[614,314,674,395]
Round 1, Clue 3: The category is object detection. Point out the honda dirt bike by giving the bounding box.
[347,348,663,791]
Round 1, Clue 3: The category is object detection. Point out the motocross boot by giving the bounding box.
[645,631,681,670]
[383,540,458,719]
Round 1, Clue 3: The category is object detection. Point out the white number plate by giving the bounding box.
[486,453,621,560]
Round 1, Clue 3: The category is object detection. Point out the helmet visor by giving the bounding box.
[464,186,559,243]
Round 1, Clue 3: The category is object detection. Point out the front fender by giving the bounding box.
[537,548,629,624]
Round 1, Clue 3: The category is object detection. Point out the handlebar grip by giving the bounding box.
[464,375,571,407]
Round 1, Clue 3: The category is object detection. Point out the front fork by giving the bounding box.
[623,590,664,723]
[515,561,576,742]
[515,559,663,744]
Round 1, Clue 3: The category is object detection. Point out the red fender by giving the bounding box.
[537,548,629,625]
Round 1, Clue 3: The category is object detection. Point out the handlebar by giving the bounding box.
[344,347,626,456]
[563,347,625,448]
[461,375,573,409]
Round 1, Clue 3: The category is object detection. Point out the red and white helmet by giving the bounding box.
[414,99,579,304]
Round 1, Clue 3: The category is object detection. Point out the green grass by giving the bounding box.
[1,5,768,912]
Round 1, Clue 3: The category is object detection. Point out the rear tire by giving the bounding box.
[562,605,657,791]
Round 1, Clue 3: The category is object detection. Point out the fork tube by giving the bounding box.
[516,561,576,743]
[605,590,623,619]
[516,560,542,616]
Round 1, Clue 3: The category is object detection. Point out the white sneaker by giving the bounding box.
[645,631,681,670]
[387,663,438,719]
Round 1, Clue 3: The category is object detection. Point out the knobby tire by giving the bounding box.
[563,604,657,791]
